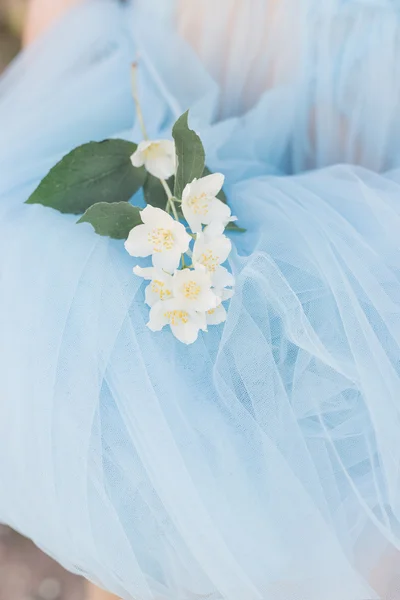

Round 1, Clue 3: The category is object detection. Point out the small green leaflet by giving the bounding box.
[225,222,246,233]
[172,111,205,199]
[78,202,142,240]
[26,140,146,215]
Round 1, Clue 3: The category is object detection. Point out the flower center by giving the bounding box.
[183,280,201,300]
[198,249,219,272]
[188,192,210,215]
[151,280,172,301]
[164,310,189,325]
[148,228,175,252]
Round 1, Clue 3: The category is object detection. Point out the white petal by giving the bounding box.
[194,310,208,332]
[206,304,227,326]
[145,283,160,307]
[192,173,225,198]
[137,140,153,152]
[133,266,156,280]
[124,225,153,257]
[158,140,176,156]
[203,221,226,238]
[147,302,169,332]
[131,150,145,168]
[182,180,196,203]
[182,209,203,234]
[171,222,192,253]
[212,266,235,289]
[140,205,174,228]
[194,290,221,312]
[152,246,182,273]
[145,155,176,179]
[210,235,232,264]
[204,199,232,227]
[170,322,201,345]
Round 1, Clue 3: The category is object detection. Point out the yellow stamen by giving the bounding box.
[188,192,210,216]
[164,310,189,325]
[183,280,201,300]
[148,228,175,252]
[151,280,172,301]
[199,249,219,272]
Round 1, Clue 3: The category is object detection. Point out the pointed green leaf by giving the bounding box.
[172,111,205,199]
[143,174,175,209]
[26,140,146,215]
[78,202,142,239]
[225,221,246,233]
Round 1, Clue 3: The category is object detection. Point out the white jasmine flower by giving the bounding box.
[172,264,220,312]
[181,173,232,233]
[133,266,174,307]
[192,228,232,274]
[131,140,176,179]
[148,299,207,345]
[125,205,191,273]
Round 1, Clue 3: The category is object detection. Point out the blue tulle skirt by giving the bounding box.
[1,1,400,598]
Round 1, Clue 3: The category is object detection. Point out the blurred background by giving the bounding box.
[0,2,85,598]
[0,0,24,72]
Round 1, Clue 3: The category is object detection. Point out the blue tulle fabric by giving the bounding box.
[1,1,400,598]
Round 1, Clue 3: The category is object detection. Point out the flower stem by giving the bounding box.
[160,178,180,221]
[132,62,180,222]
[169,198,180,221]
[160,178,173,200]
[131,62,149,141]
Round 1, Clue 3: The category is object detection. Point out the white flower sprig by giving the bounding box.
[123,66,236,344]
[124,172,235,344]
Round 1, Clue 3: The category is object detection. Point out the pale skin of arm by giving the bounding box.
[23,0,83,45]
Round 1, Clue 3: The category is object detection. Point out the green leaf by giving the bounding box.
[172,111,205,199]
[143,174,175,209]
[225,221,246,233]
[26,140,146,215]
[77,202,142,239]
[202,166,228,203]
